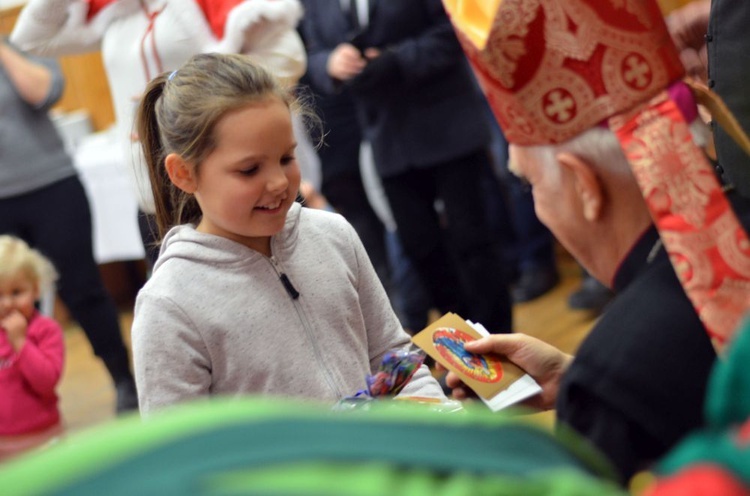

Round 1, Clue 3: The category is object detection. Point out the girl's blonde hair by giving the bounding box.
[136,52,315,239]
[0,236,58,294]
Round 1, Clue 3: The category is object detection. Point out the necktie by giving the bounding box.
[348,0,360,30]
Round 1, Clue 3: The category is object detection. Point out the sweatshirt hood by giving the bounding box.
[151,202,302,273]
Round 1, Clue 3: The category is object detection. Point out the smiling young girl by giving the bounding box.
[131,53,445,414]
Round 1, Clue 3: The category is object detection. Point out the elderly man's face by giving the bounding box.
[508,144,589,266]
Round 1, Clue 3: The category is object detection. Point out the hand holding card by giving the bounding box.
[411,313,542,411]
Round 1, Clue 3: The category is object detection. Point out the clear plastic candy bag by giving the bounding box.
[334,347,464,413]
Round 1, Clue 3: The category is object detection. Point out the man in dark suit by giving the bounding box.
[300,0,513,333]
[299,72,392,294]
[707,0,750,198]
[667,0,750,198]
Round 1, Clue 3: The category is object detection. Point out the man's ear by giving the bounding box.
[165,153,197,194]
[556,152,603,222]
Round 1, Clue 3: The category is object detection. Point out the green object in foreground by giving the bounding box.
[654,318,750,487]
[0,398,626,496]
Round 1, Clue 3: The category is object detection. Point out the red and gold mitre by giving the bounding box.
[446,0,684,145]
[444,0,750,350]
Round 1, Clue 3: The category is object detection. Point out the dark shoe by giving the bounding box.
[568,275,614,314]
[511,266,560,303]
[115,378,139,414]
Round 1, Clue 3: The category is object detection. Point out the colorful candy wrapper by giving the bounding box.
[334,347,464,413]
[334,348,426,411]
[365,348,426,397]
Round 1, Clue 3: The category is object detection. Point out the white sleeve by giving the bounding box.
[216,0,307,83]
[9,0,118,56]
[245,27,306,84]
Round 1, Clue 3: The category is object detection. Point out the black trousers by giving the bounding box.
[0,176,132,377]
[322,170,390,290]
[381,150,513,333]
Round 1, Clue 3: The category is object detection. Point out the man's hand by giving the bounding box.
[327,43,367,81]
[444,333,574,411]
[666,0,710,84]
[1,310,29,352]
[347,48,402,95]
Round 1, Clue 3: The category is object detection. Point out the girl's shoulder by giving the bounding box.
[297,206,354,234]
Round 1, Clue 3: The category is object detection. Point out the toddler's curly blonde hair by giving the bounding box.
[0,236,58,295]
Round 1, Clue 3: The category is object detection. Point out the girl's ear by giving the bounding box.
[165,153,197,193]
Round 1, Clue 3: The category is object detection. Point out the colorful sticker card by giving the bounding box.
[411,313,542,410]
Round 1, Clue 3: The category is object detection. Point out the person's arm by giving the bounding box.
[0,41,62,108]
[444,334,573,411]
[10,0,105,56]
[1,310,28,353]
[132,293,212,416]
[218,0,307,84]
[298,2,366,95]
[665,0,710,84]
[13,316,65,400]
[326,43,366,82]
[244,28,307,84]
[341,217,445,400]
[348,0,466,94]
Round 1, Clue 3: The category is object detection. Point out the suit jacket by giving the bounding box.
[556,223,718,484]
[299,72,363,184]
[708,0,750,198]
[300,0,490,178]
[555,189,750,483]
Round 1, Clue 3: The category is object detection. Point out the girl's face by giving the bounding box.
[189,98,300,255]
[0,272,38,321]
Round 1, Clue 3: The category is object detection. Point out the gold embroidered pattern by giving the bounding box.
[608,0,653,27]
[480,0,540,88]
[628,113,714,228]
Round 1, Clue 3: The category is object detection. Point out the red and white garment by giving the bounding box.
[11,0,306,212]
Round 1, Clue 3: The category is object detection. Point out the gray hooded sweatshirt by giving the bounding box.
[132,203,445,414]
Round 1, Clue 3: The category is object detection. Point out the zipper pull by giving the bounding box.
[279,273,300,299]
[270,256,300,299]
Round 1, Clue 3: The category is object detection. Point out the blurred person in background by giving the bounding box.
[300,0,513,333]
[10,0,307,269]
[0,41,137,412]
[666,0,750,199]
[0,236,64,461]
